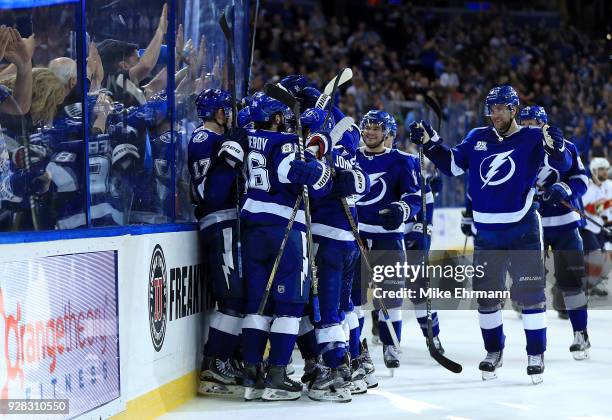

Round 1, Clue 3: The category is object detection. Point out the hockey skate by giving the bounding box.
[570,330,591,360]
[479,350,503,380]
[262,365,302,401]
[243,362,265,401]
[360,339,378,388]
[301,356,321,384]
[307,365,352,402]
[527,354,544,384]
[198,357,243,397]
[427,336,445,355]
[349,358,368,395]
[383,344,401,372]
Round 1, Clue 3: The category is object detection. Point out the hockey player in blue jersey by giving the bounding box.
[382,112,446,355]
[408,85,572,384]
[188,88,245,397]
[519,105,591,360]
[355,110,423,369]
[295,105,371,401]
[240,93,332,401]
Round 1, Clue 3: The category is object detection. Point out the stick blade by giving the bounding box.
[323,68,353,95]
[428,338,463,373]
[263,83,297,109]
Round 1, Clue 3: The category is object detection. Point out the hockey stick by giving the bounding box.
[322,68,401,352]
[560,200,611,233]
[6,94,40,231]
[323,68,353,96]
[245,0,260,96]
[418,105,463,372]
[264,83,321,322]
[257,194,303,315]
[424,94,443,132]
[220,7,244,281]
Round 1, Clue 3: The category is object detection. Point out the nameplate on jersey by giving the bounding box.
[249,136,269,151]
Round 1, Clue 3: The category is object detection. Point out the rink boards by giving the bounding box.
[0,227,210,419]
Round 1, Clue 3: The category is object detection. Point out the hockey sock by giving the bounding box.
[415,306,440,337]
[203,311,243,359]
[316,323,347,369]
[378,309,402,345]
[522,307,547,355]
[241,314,272,364]
[562,291,588,332]
[354,305,365,332]
[478,309,505,352]
[346,311,361,359]
[296,316,318,360]
[268,316,300,366]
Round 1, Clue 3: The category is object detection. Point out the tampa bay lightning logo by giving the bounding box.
[479,150,516,188]
[355,172,386,205]
[536,162,560,189]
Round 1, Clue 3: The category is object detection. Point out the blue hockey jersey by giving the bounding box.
[535,141,588,232]
[241,129,332,230]
[311,111,368,249]
[424,126,572,230]
[188,126,238,233]
[355,147,422,240]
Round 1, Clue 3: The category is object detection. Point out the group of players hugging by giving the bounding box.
[190,75,607,402]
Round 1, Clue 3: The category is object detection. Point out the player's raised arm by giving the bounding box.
[408,120,470,177]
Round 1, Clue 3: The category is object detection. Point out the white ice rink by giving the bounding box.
[162,309,612,420]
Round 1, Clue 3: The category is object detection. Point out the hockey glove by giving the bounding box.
[542,125,565,160]
[300,87,323,109]
[219,127,247,168]
[543,182,571,206]
[306,131,331,159]
[331,169,370,198]
[461,209,476,237]
[288,153,325,186]
[379,201,410,230]
[408,120,439,145]
[279,75,311,96]
[10,169,52,197]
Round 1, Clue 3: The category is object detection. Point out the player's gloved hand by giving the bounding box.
[542,125,565,159]
[331,169,370,198]
[603,227,612,243]
[279,75,311,96]
[288,152,325,186]
[461,209,476,237]
[408,120,439,145]
[300,87,323,109]
[379,201,410,230]
[10,169,52,197]
[219,127,246,168]
[543,182,571,206]
[306,131,331,159]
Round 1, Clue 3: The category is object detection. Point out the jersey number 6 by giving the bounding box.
[247,151,271,192]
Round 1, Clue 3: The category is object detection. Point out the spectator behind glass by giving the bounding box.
[97,3,168,107]
[1,68,66,131]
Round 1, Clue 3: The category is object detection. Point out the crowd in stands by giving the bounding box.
[250,1,610,162]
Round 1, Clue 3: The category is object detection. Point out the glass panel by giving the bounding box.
[0,2,86,232]
[175,0,248,222]
[86,0,171,225]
